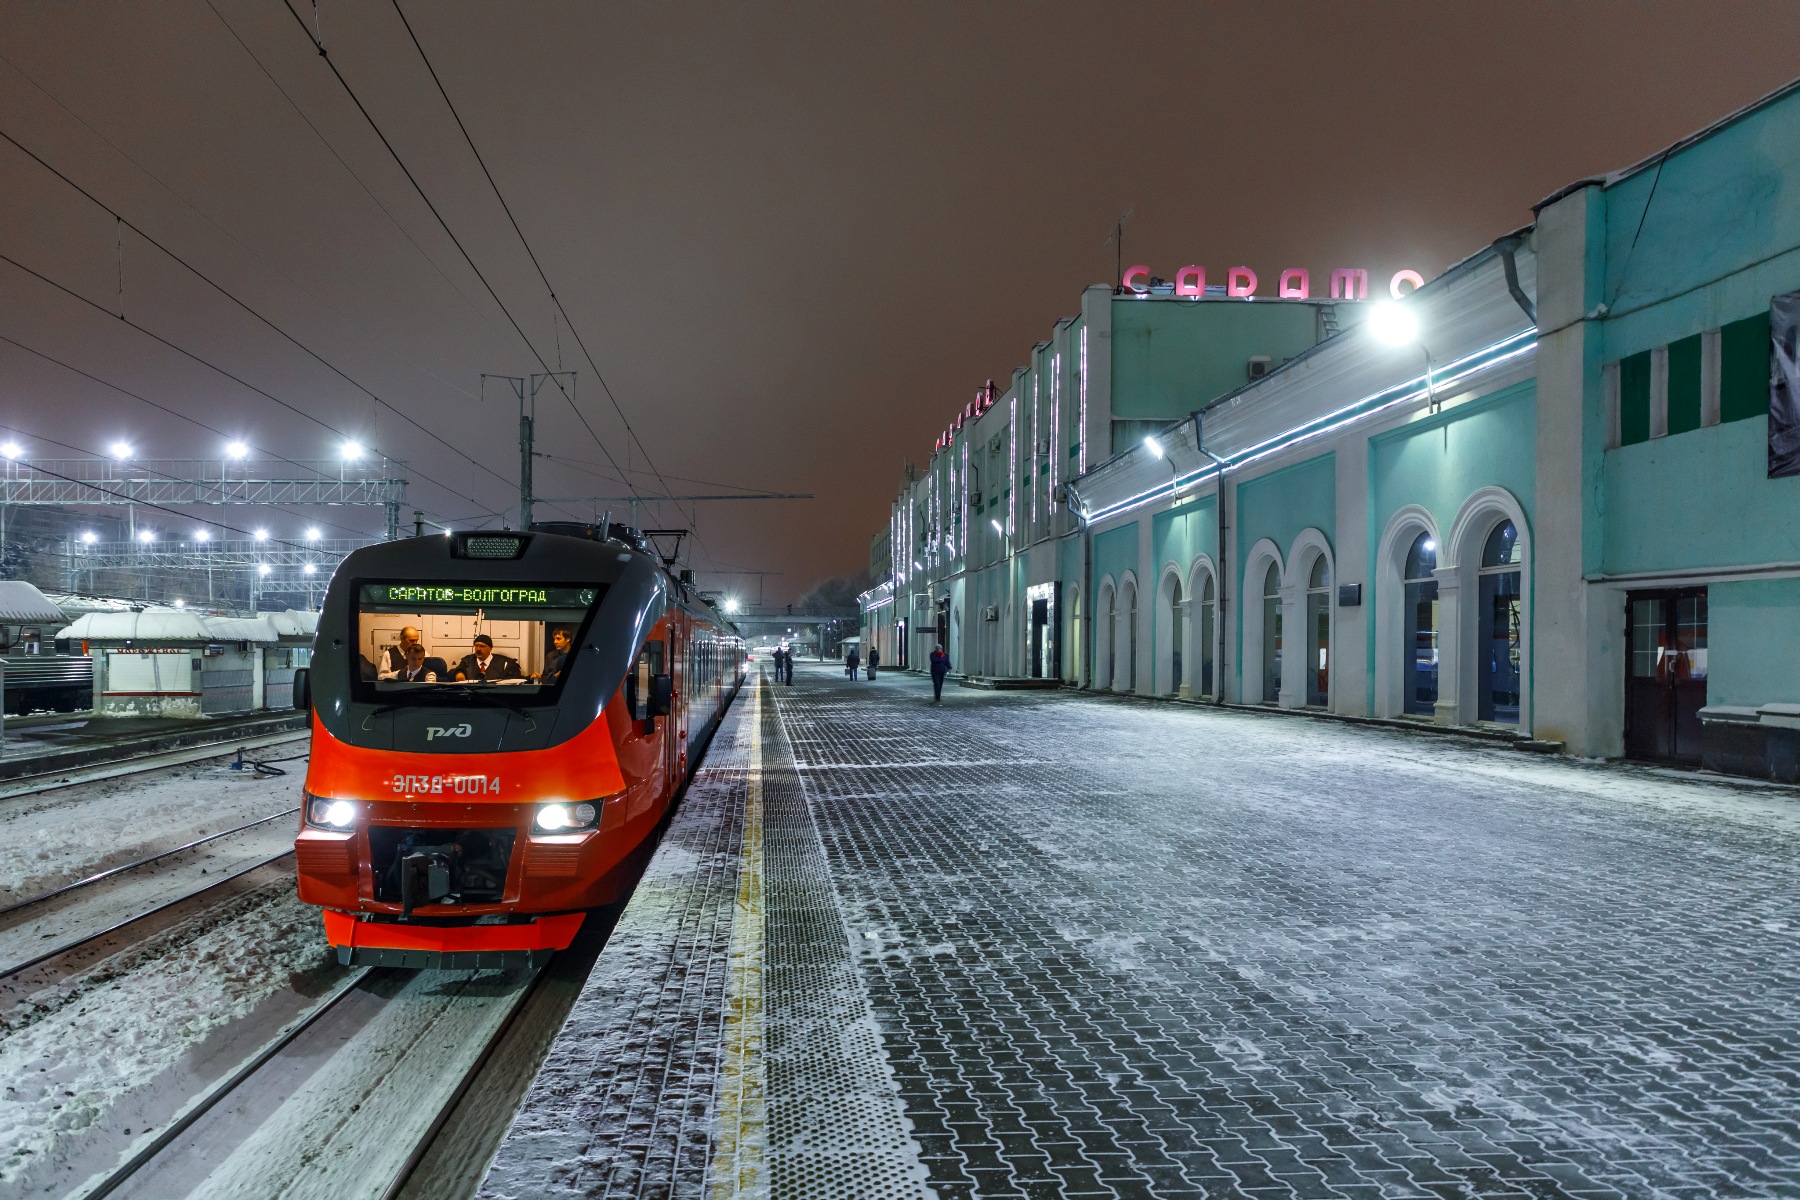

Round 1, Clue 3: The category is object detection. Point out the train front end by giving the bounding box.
[296,529,668,969]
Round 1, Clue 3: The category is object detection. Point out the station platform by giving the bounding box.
[479,662,1800,1199]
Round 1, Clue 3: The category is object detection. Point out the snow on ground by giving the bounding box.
[0,883,337,1195]
[0,753,306,904]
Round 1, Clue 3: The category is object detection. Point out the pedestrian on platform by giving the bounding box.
[846,646,860,680]
[867,644,879,680]
[929,643,951,703]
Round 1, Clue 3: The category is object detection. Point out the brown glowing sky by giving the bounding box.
[1,3,1796,604]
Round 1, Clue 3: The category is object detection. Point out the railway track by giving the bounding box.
[0,747,308,981]
[81,959,552,1200]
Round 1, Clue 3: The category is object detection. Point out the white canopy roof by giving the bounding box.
[57,608,317,645]
[0,581,69,624]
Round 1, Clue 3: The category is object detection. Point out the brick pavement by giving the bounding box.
[772,663,1800,1199]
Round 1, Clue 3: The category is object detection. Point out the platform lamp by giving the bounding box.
[1368,300,1438,413]
[1143,434,1185,496]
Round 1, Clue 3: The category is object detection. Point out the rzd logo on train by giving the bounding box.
[426,723,473,741]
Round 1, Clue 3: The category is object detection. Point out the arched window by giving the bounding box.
[1306,555,1331,707]
[1198,573,1216,698]
[1478,521,1523,723]
[1403,532,1439,716]
[1069,588,1081,683]
[1261,562,1282,704]
[1102,588,1115,689]
[1168,577,1184,695]
[1125,583,1139,692]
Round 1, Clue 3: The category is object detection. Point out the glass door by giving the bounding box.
[1625,589,1707,764]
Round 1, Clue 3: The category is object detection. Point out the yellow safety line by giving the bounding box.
[711,672,767,1197]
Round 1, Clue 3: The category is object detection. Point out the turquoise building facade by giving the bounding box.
[863,77,1800,779]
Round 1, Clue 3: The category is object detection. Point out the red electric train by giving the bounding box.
[293,523,743,968]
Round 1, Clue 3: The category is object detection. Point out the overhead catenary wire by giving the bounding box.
[387,0,694,531]
[0,125,555,521]
[274,0,649,523]
[0,247,491,517]
[0,48,484,407]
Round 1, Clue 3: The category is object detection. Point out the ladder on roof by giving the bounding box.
[1319,304,1341,338]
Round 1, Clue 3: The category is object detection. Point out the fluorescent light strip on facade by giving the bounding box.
[1079,330,1537,526]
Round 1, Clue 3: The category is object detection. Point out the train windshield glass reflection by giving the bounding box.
[351,581,603,700]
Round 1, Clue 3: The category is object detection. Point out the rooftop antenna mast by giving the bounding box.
[1104,207,1133,290]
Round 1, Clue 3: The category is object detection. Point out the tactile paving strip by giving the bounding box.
[759,687,935,1200]
[477,697,753,1200]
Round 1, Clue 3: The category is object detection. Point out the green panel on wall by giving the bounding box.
[1708,577,1800,707]
[1236,453,1336,573]
[1667,334,1702,436]
[1720,310,1772,424]
[1619,351,1652,446]
[1110,300,1319,421]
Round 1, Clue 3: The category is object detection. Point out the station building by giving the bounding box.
[861,77,1800,779]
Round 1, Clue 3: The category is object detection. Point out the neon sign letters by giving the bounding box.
[1120,264,1425,301]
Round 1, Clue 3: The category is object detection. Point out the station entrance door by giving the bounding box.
[1026,583,1057,678]
[1624,588,1708,764]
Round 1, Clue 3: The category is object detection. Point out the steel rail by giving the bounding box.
[0,730,308,800]
[378,962,554,1200]
[72,966,378,1200]
[0,808,299,919]
[0,849,295,982]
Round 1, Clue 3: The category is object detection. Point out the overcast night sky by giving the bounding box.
[1,2,1796,604]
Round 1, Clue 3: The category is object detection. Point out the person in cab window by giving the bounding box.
[455,634,522,682]
[542,626,574,684]
[377,625,424,678]
[399,643,448,683]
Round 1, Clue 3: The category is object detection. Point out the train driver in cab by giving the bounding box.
[396,642,449,683]
[540,626,573,685]
[376,625,424,678]
[455,633,523,682]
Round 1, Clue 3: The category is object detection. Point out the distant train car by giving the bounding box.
[295,524,743,968]
[0,581,94,715]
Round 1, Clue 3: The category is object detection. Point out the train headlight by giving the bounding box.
[307,796,357,830]
[534,801,598,832]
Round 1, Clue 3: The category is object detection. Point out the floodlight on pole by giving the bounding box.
[1367,300,1438,413]
[724,597,741,615]
[253,528,269,541]
[258,563,272,576]
[109,441,133,460]
[195,529,211,543]
[0,441,22,459]
[225,441,249,460]
[304,527,321,542]
[304,563,318,575]
[136,529,155,543]
[79,530,97,544]
[340,440,365,461]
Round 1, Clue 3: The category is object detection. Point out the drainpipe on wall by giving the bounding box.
[1192,411,1228,704]
[1492,233,1538,326]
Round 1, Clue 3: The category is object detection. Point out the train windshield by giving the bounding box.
[352,582,604,702]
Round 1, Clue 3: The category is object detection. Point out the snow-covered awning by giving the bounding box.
[57,609,279,645]
[0,581,69,624]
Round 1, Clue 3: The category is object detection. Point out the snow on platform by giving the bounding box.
[477,673,928,1199]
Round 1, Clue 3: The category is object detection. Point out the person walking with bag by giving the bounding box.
[929,643,951,703]
[846,645,860,680]
[867,644,879,680]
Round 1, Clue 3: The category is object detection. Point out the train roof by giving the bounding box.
[0,581,71,624]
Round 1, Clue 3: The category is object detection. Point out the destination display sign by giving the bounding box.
[359,583,597,608]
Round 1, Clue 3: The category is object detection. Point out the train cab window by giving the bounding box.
[351,581,604,702]
[626,639,666,720]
